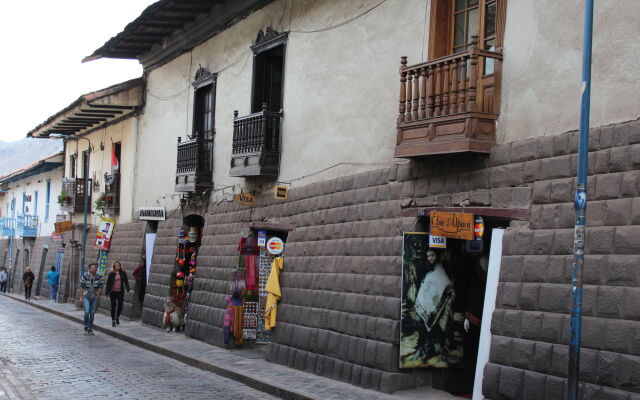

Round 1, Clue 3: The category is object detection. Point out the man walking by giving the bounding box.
[0,267,8,293]
[79,263,104,335]
[46,266,60,301]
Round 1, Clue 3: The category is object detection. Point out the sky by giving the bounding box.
[0,0,158,143]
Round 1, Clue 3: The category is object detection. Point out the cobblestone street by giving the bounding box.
[0,296,278,400]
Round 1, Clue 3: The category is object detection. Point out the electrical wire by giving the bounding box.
[289,0,387,34]
[282,162,388,184]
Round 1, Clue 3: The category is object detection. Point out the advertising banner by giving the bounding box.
[94,217,116,251]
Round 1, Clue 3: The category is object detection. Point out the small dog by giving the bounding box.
[163,298,185,332]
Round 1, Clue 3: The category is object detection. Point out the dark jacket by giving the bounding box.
[22,271,35,287]
[105,270,130,295]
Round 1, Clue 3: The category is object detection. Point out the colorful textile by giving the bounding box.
[245,256,257,291]
[265,257,284,330]
[232,306,244,345]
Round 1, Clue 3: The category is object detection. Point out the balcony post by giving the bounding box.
[398,57,407,123]
[468,36,479,113]
[260,103,268,152]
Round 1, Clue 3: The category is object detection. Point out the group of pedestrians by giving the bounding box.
[80,260,145,335]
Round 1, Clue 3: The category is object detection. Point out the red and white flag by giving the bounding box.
[111,143,119,172]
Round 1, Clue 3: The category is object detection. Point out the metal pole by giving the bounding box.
[80,146,90,278]
[568,1,594,398]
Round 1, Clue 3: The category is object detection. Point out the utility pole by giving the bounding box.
[568,1,594,399]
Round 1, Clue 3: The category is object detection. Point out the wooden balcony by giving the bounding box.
[103,173,120,215]
[60,178,92,213]
[175,136,213,193]
[16,214,38,237]
[395,37,503,158]
[0,217,15,237]
[230,104,281,177]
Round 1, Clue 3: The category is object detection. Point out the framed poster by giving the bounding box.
[400,232,463,368]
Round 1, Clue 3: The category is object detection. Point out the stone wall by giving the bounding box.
[482,119,640,399]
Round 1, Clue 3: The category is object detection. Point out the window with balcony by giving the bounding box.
[230,28,286,178]
[175,67,216,193]
[395,0,506,158]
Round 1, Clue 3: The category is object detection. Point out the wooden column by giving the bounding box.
[419,67,427,119]
[468,37,479,113]
[398,57,407,123]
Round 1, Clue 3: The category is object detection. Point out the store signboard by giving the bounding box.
[54,221,73,233]
[429,211,474,240]
[139,207,166,221]
[429,235,447,248]
[97,250,109,276]
[257,230,267,247]
[275,185,288,200]
[94,217,116,251]
[235,192,256,206]
[266,237,284,255]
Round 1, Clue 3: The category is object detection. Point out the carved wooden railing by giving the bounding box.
[396,37,503,157]
[61,178,92,213]
[175,135,213,192]
[230,103,281,177]
[232,104,281,155]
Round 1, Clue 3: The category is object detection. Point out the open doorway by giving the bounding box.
[400,214,507,397]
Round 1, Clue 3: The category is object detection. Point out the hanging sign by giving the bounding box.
[139,207,166,221]
[94,217,116,250]
[54,248,65,272]
[474,216,485,238]
[429,235,447,248]
[234,192,256,206]
[54,221,73,233]
[429,211,474,240]
[97,250,109,276]
[50,232,64,241]
[266,237,284,255]
[257,230,267,247]
[275,185,289,200]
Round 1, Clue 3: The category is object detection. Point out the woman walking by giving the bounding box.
[105,261,130,327]
[22,267,35,301]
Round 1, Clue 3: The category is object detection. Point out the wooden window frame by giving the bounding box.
[428,0,506,60]
[250,30,287,114]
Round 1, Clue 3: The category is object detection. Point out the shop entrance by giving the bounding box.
[170,214,204,322]
[400,213,507,398]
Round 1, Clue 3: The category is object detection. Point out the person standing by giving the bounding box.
[0,267,8,293]
[105,261,130,327]
[132,257,146,305]
[46,266,60,301]
[79,263,104,335]
[22,267,35,301]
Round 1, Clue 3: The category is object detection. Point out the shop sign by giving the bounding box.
[54,220,73,233]
[474,216,484,238]
[94,217,116,251]
[139,206,166,221]
[429,235,447,248]
[235,192,256,206]
[266,237,284,255]
[429,211,474,240]
[97,250,109,276]
[56,214,67,222]
[257,230,267,247]
[54,248,65,273]
[275,185,288,200]
[50,232,64,241]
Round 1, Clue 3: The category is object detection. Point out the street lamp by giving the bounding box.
[0,189,15,293]
[49,133,93,278]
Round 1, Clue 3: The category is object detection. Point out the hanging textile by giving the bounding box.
[265,257,284,330]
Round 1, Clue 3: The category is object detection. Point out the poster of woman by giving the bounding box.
[400,232,463,368]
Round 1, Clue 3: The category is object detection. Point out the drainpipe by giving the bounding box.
[568,1,594,399]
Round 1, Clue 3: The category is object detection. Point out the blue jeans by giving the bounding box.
[83,296,98,330]
[50,284,58,301]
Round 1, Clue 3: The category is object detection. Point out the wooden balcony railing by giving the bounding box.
[175,135,213,192]
[395,37,503,158]
[61,178,92,213]
[0,217,15,237]
[103,173,120,215]
[230,103,281,177]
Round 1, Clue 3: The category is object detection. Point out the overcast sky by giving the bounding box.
[0,0,157,142]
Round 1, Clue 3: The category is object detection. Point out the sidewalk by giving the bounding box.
[1,293,459,400]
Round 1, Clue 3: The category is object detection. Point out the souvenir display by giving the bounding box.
[170,224,202,318]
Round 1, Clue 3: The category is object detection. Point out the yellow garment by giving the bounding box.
[265,257,284,330]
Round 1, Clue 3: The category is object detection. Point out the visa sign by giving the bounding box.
[429,235,447,249]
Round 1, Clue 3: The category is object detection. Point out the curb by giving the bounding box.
[1,294,318,400]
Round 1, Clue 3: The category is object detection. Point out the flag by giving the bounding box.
[111,143,119,172]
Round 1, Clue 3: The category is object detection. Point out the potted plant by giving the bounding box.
[94,192,106,216]
[57,191,71,206]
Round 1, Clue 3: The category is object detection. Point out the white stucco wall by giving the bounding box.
[136,0,427,210]
[63,116,138,225]
[0,166,64,237]
[498,0,640,143]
